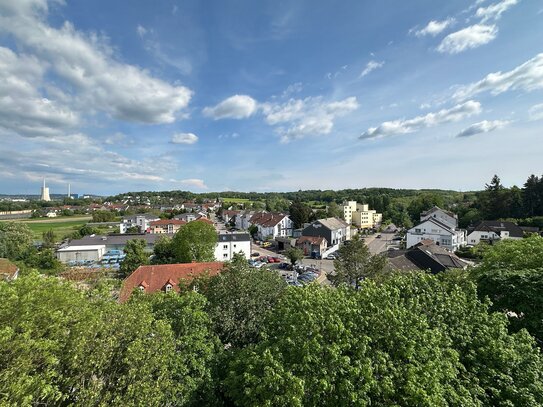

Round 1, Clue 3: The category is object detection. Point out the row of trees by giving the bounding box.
[3,237,543,405]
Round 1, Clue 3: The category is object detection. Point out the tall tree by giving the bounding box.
[0,222,33,260]
[289,201,313,229]
[152,235,176,264]
[330,234,386,289]
[119,239,149,278]
[42,229,56,249]
[202,254,287,347]
[523,174,542,217]
[285,247,304,266]
[172,221,217,263]
[479,174,510,219]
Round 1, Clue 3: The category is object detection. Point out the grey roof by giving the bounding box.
[421,206,457,220]
[316,217,349,231]
[412,217,455,234]
[388,241,468,273]
[67,234,173,246]
[217,233,251,242]
[470,220,524,238]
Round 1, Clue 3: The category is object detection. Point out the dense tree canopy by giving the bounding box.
[0,222,34,260]
[119,239,149,278]
[224,273,543,406]
[172,221,217,263]
[471,235,543,344]
[202,254,287,348]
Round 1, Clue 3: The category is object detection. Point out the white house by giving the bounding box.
[406,217,465,251]
[120,214,160,234]
[235,211,255,230]
[249,212,293,240]
[302,217,350,247]
[467,221,524,245]
[214,233,252,261]
[420,206,458,229]
[56,245,106,263]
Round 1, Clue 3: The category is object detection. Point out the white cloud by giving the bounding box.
[454,53,543,100]
[360,100,482,140]
[261,96,359,143]
[476,0,519,22]
[0,0,192,124]
[456,119,509,137]
[202,95,258,120]
[437,24,497,54]
[171,132,199,144]
[414,18,455,37]
[528,103,543,121]
[0,46,78,137]
[359,60,384,78]
[136,24,147,38]
[180,178,208,189]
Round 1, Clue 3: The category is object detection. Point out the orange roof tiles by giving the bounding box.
[119,261,224,302]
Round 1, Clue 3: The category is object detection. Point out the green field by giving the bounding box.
[1,216,92,240]
[221,197,251,203]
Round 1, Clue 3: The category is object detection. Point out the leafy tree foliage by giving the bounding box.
[172,221,217,263]
[0,221,33,260]
[119,239,149,278]
[91,210,117,222]
[407,192,444,223]
[152,235,176,264]
[42,229,56,248]
[471,235,543,343]
[330,235,387,289]
[289,201,314,229]
[203,254,287,348]
[0,274,177,406]
[285,247,304,266]
[224,273,543,406]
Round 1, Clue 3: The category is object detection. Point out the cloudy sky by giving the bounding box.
[0,0,542,195]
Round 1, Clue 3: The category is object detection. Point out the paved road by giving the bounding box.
[365,232,399,254]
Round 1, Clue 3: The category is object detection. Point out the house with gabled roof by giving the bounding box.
[388,240,469,273]
[119,261,224,302]
[467,220,523,245]
[420,206,459,229]
[302,217,350,247]
[406,216,466,251]
[296,236,328,256]
[149,219,186,234]
[249,212,293,240]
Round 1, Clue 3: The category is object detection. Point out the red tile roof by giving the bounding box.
[250,212,288,228]
[150,219,187,226]
[193,217,213,224]
[120,262,224,302]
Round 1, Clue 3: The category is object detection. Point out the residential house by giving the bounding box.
[420,206,458,229]
[174,213,198,222]
[0,258,19,280]
[406,216,466,251]
[467,221,524,245]
[214,233,251,261]
[296,236,328,257]
[302,217,350,247]
[222,210,240,224]
[149,219,186,234]
[120,214,160,234]
[234,211,255,230]
[119,262,224,302]
[249,212,293,240]
[388,240,469,273]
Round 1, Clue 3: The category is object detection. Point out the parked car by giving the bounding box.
[376,234,382,238]
[262,242,272,248]
[251,252,260,257]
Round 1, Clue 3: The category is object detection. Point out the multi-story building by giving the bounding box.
[120,214,160,234]
[149,219,186,234]
[342,201,357,225]
[214,233,252,261]
[467,221,523,245]
[406,207,466,251]
[249,212,293,240]
[302,217,350,247]
[343,201,382,228]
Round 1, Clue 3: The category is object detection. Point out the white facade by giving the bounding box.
[256,216,293,240]
[420,207,458,229]
[406,218,465,251]
[120,214,160,233]
[235,212,254,230]
[214,234,251,261]
[467,230,522,245]
[342,201,357,225]
[56,245,106,263]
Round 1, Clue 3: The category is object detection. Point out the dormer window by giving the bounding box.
[138,285,145,291]
[165,283,173,292]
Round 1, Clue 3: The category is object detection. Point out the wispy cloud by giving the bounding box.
[437,24,497,54]
[456,119,509,137]
[454,53,543,100]
[413,18,455,37]
[203,95,258,120]
[360,100,482,140]
[476,0,519,23]
[528,103,543,121]
[180,178,208,189]
[359,60,384,78]
[171,132,199,144]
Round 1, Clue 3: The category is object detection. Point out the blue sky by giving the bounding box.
[0,0,542,196]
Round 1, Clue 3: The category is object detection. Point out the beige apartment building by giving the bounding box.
[342,201,382,229]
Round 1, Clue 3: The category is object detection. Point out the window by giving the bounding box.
[223,244,228,249]
[165,284,172,292]
[138,285,145,291]
[233,244,237,248]
[223,253,228,259]
[415,228,421,233]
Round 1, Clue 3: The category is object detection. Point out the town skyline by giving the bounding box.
[1,0,542,195]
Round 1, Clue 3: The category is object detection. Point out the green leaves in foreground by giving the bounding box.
[225,273,543,406]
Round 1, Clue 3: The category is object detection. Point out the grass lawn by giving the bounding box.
[1,216,92,240]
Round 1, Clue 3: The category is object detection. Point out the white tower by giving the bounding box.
[67,183,71,199]
[40,178,51,201]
